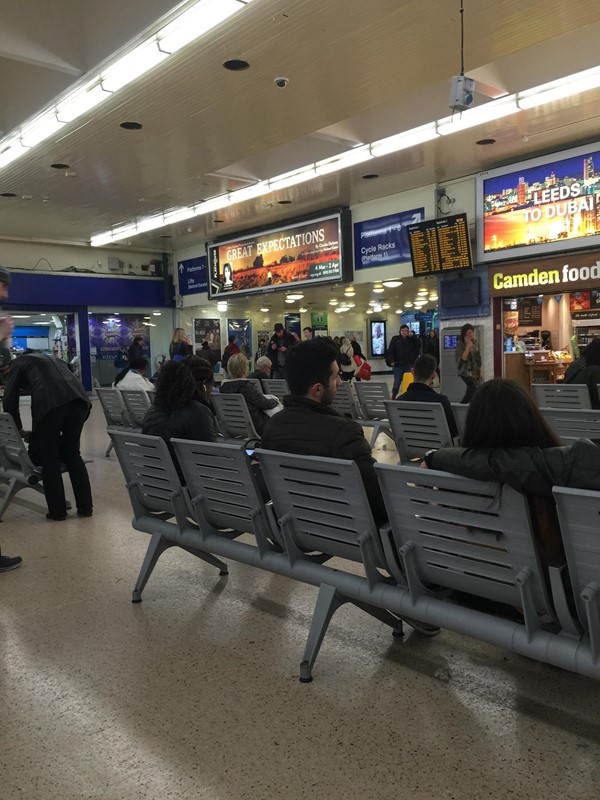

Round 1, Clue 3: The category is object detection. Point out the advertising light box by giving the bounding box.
[477,142,600,263]
[207,210,352,299]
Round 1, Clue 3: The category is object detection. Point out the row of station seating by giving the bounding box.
[109,428,600,684]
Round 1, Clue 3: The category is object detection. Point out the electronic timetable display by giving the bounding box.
[407,213,473,276]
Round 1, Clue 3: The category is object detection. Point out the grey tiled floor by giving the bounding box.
[1,399,600,799]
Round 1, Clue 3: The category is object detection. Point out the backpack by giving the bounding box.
[221,347,233,370]
[340,351,352,366]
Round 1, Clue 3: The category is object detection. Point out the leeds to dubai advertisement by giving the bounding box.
[208,213,343,298]
[482,148,600,256]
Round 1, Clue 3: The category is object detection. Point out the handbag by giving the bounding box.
[355,361,372,381]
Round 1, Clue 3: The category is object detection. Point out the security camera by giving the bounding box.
[274,77,289,88]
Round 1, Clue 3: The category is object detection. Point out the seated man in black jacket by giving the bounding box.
[261,337,387,525]
[398,354,458,439]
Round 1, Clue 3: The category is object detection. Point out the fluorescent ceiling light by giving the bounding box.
[230,182,270,204]
[287,293,304,300]
[285,297,296,303]
[373,287,385,293]
[329,299,338,305]
[196,195,231,215]
[57,82,110,123]
[371,123,438,158]
[315,145,373,175]
[20,114,64,147]
[437,95,518,135]
[299,307,307,312]
[260,307,269,312]
[152,311,162,316]
[163,206,197,225]
[382,280,402,288]
[102,40,168,93]
[158,0,244,54]
[268,166,316,191]
[517,65,600,109]
[366,309,374,314]
[404,301,413,307]
[0,138,26,169]
[12,315,30,319]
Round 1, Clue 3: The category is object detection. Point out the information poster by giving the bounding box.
[88,314,150,361]
[227,318,252,359]
[193,318,221,356]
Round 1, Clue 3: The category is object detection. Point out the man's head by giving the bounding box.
[133,335,143,346]
[228,335,236,345]
[303,326,313,339]
[412,355,437,385]
[274,322,285,337]
[129,357,149,374]
[400,324,409,337]
[287,338,340,404]
[0,265,10,302]
[256,356,271,375]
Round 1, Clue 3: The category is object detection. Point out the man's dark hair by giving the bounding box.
[274,322,284,333]
[228,335,236,344]
[287,338,338,396]
[412,354,437,382]
[129,357,148,371]
[584,337,600,366]
[133,335,143,345]
[303,326,313,334]
[400,324,409,331]
[463,379,560,449]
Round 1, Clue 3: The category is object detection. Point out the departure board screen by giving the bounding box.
[407,213,473,276]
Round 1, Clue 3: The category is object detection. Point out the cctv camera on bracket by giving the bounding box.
[449,75,475,112]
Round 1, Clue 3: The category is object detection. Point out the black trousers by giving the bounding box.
[460,376,478,404]
[28,399,93,517]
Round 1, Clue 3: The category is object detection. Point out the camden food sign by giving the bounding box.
[489,255,600,297]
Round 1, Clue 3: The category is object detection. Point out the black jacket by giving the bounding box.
[385,334,420,367]
[261,395,387,525]
[426,439,600,563]
[398,382,458,439]
[267,331,295,367]
[564,363,600,408]
[3,354,89,431]
[219,379,279,434]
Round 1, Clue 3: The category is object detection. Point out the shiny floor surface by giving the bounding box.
[1,398,600,799]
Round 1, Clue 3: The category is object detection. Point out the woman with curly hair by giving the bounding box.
[142,359,217,472]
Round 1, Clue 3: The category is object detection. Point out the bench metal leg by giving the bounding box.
[368,423,382,448]
[105,439,114,457]
[178,544,229,576]
[300,583,345,683]
[0,478,20,521]
[132,532,174,603]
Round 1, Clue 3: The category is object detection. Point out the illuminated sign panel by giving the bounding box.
[207,210,351,299]
[477,142,600,263]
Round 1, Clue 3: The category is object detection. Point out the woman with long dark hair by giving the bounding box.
[423,379,600,565]
[455,323,481,403]
[142,360,217,472]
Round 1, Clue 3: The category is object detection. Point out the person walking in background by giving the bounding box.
[169,328,193,362]
[456,323,482,403]
[3,352,93,521]
[424,329,440,375]
[339,336,355,381]
[386,323,420,399]
[303,326,314,340]
[127,335,144,363]
[268,322,295,379]
[0,266,21,571]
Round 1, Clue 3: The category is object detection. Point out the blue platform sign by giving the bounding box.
[178,256,208,295]
[354,208,424,269]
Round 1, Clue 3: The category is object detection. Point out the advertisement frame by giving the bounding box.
[476,140,600,264]
[369,319,387,359]
[207,208,352,299]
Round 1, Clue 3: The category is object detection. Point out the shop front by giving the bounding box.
[489,251,600,393]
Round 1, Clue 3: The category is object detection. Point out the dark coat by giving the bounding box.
[427,439,600,564]
[261,394,387,525]
[398,382,458,439]
[385,334,420,367]
[219,379,279,434]
[267,331,295,367]
[3,354,89,431]
[564,363,600,408]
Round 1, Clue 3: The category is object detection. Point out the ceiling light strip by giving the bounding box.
[91,60,600,245]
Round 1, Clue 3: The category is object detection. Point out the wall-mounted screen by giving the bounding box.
[207,210,352,299]
[476,141,600,263]
[440,276,481,309]
[443,334,458,350]
[407,213,473,277]
[369,320,387,358]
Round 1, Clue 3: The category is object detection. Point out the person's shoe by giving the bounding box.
[0,554,22,572]
[46,512,67,521]
[77,509,93,517]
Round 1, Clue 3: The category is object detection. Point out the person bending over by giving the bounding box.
[422,378,600,566]
[261,337,387,525]
[219,353,279,435]
[398,354,457,439]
